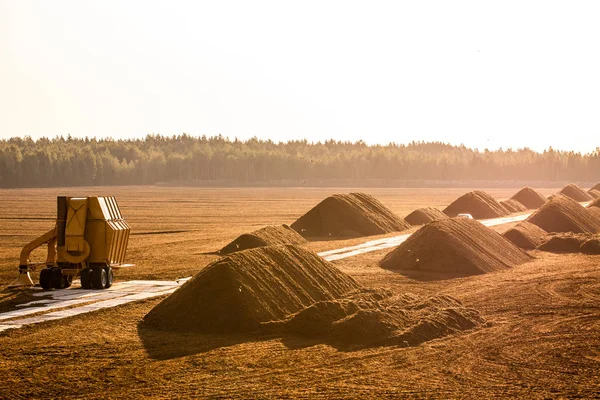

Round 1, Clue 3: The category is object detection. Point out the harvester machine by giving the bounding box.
[11,196,133,290]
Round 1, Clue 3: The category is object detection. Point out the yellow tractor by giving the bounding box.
[12,196,132,290]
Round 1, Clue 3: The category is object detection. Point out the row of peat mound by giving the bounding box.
[143,245,486,347]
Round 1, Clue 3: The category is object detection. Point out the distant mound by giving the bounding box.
[379,218,531,276]
[404,207,449,226]
[219,225,306,255]
[503,222,547,250]
[144,245,360,333]
[527,196,600,234]
[267,290,485,347]
[537,233,593,253]
[590,183,600,192]
[559,183,593,202]
[588,189,600,199]
[442,190,509,219]
[500,199,528,213]
[291,192,410,238]
[510,187,547,209]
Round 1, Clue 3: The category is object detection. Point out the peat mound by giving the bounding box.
[144,245,360,333]
[219,225,306,254]
[503,222,547,250]
[559,183,593,202]
[590,183,600,192]
[510,187,547,209]
[537,233,593,253]
[442,190,509,219]
[581,238,600,254]
[588,189,600,199]
[404,207,449,226]
[268,291,485,347]
[500,199,528,213]
[527,196,600,234]
[290,192,410,238]
[379,218,531,276]
[588,198,600,208]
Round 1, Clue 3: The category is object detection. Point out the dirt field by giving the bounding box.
[1,186,599,398]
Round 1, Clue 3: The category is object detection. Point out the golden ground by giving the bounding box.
[1,186,598,398]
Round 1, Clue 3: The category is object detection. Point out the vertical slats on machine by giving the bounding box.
[108,197,124,263]
[57,196,68,247]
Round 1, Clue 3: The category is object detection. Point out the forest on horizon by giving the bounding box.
[1,135,599,188]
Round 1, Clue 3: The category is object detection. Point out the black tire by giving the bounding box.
[80,267,92,289]
[39,268,52,290]
[104,266,114,289]
[51,268,65,289]
[62,274,73,289]
[91,267,107,290]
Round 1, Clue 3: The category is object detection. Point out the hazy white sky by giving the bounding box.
[1,1,599,153]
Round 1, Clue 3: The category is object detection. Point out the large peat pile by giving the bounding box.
[527,196,600,234]
[379,218,531,276]
[559,184,593,202]
[144,245,360,333]
[503,222,547,250]
[404,207,449,226]
[291,192,410,237]
[442,190,509,219]
[219,225,306,254]
[510,187,547,209]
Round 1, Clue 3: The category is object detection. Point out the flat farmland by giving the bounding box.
[1,186,599,398]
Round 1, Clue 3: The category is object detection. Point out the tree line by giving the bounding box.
[0,134,598,187]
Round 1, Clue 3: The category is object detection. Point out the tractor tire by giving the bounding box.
[91,267,107,290]
[80,268,92,289]
[50,268,65,289]
[40,268,52,290]
[62,274,73,289]
[103,266,114,289]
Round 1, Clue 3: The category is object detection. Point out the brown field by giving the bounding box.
[1,186,599,398]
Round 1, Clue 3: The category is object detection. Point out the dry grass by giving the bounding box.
[1,186,598,398]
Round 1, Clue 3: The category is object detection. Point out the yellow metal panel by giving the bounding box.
[65,198,88,252]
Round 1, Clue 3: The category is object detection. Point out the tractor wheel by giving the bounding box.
[91,267,107,290]
[103,266,114,289]
[50,268,65,289]
[62,274,73,289]
[39,268,52,290]
[80,268,92,289]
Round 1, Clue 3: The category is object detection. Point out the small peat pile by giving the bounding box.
[144,245,360,333]
[581,238,600,254]
[588,189,600,199]
[267,290,485,347]
[590,183,600,192]
[442,190,509,219]
[219,225,306,254]
[404,207,449,226]
[510,187,547,209]
[588,198,600,208]
[503,222,548,250]
[291,192,410,237]
[527,196,600,234]
[500,199,528,213]
[537,233,593,253]
[559,184,594,202]
[379,218,531,276]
